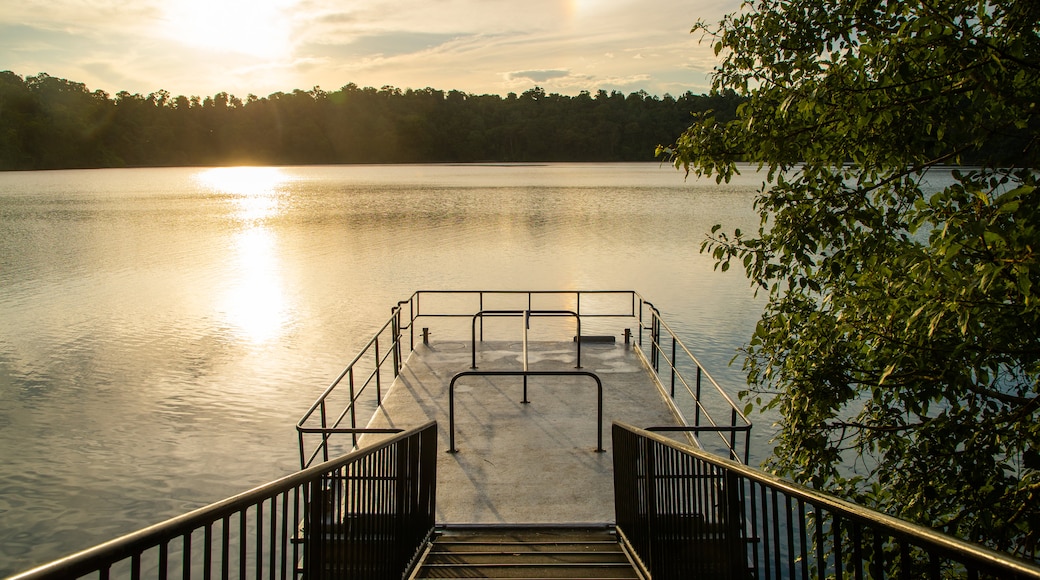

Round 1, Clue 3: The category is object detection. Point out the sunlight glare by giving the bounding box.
[197,166,290,222]
[199,167,296,343]
[162,0,296,59]
[219,226,293,343]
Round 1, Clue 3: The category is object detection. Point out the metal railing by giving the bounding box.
[297,290,751,468]
[297,302,409,469]
[447,369,605,453]
[612,422,1040,580]
[637,299,752,463]
[10,422,438,580]
[303,421,436,580]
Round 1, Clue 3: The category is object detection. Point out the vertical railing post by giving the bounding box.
[642,435,658,577]
[670,338,677,398]
[391,307,401,377]
[574,312,583,369]
[348,370,358,449]
[374,336,382,405]
[522,311,530,404]
[320,401,329,464]
[395,436,410,572]
[724,470,747,580]
[695,366,703,427]
[305,479,325,580]
[730,409,739,462]
[522,311,530,373]
[651,315,657,371]
[637,298,645,350]
[409,295,416,351]
[470,314,479,369]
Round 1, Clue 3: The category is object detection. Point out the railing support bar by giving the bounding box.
[670,338,677,398]
[448,370,604,453]
[695,366,702,427]
[374,336,382,405]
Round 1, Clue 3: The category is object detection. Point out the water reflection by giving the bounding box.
[196,167,294,343]
[196,166,288,222]
[219,226,292,343]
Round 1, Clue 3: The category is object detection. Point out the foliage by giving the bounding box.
[0,72,744,170]
[662,0,1040,559]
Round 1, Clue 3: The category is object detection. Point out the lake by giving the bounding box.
[0,162,766,575]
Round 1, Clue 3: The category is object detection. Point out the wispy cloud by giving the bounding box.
[505,70,571,83]
[0,0,738,98]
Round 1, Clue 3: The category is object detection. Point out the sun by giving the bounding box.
[161,0,295,59]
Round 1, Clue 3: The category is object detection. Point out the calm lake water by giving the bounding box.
[0,162,766,575]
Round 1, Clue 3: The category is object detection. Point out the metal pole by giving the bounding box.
[695,367,703,427]
[319,401,329,464]
[575,314,582,369]
[522,311,530,404]
[392,308,400,377]
[471,314,479,369]
[349,371,357,449]
[448,379,457,453]
[374,336,382,405]
[670,338,677,398]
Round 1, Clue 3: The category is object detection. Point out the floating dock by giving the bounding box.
[363,338,685,525]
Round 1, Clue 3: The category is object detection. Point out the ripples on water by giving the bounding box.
[0,163,768,575]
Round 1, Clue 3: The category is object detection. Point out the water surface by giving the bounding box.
[0,163,765,575]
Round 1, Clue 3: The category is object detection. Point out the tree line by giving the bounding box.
[0,71,744,170]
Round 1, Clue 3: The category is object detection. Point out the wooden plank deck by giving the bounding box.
[361,339,684,524]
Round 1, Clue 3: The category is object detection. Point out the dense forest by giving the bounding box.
[0,71,744,170]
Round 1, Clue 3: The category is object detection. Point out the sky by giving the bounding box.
[0,0,741,100]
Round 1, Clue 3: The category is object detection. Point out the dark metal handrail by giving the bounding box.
[612,422,1040,580]
[11,422,438,580]
[447,370,605,453]
[635,298,753,463]
[296,300,412,468]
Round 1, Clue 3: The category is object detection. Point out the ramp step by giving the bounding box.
[410,527,640,578]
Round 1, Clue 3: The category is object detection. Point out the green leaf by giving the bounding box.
[669,0,1040,557]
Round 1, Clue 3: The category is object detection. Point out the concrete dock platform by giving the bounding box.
[361,339,684,525]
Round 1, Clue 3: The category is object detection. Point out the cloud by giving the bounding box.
[0,24,71,55]
[505,69,570,83]
[1,0,733,99]
[328,32,463,58]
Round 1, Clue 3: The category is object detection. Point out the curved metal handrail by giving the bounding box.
[447,370,605,453]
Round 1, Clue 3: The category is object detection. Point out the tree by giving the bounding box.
[662,0,1040,559]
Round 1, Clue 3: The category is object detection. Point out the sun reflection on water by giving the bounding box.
[197,166,290,222]
[219,226,293,343]
[197,167,296,343]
